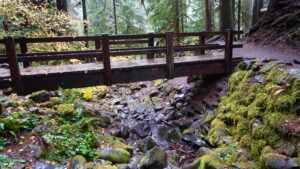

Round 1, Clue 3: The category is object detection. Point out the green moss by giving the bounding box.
[207,119,229,146]
[251,140,267,158]
[57,104,75,116]
[240,135,251,148]
[44,97,61,108]
[112,141,133,155]
[20,99,34,107]
[183,128,194,135]
[98,149,130,164]
[199,154,226,169]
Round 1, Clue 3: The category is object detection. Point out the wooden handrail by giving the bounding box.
[1,30,243,94]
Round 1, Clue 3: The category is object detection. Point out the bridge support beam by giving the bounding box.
[166,32,174,79]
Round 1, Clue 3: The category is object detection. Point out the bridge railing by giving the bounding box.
[0,30,243,94]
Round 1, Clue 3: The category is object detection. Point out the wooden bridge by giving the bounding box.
[0,30,243,95]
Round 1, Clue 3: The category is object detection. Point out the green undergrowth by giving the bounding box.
[0,87,114,164]
[192,60,300,168]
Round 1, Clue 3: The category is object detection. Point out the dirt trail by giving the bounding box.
[233,42,300,60]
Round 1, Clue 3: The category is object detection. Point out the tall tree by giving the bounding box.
[56,0,68,12]
[173,0,180,43]
[113,0,118,34]
[205,0,212,31]
[219,0,234,30]
[82,0,88,36]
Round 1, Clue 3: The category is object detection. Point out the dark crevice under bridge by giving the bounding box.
[0,30,243,95]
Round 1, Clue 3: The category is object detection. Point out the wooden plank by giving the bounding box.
[199,36,206,55]
[4,36,23,94]
[101,34,112,85]
[17,52,102,62]
[110,40,148,45]
[19,36,30,67]
[19,57,243,94]
[147,33,155,59]
[109,33,165,40]
[225,29,234,74]
[15,36,101,43]
[166,32,174,79]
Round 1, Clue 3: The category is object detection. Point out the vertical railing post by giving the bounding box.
[4,36,23,94]
[225,29,234,74]
[199,35,206,55]
[19,36,30,68]
[101,34,112,85]
[95,36,102,61]
[166,32,174,79]
[147,33,154,59]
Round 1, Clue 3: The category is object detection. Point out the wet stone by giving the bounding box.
[132,122,152,138]
[135,106,146,114]
[149,91,160,97]
[182,135,208,148]
[32,161,64,169]
[294,59,300,64]
[138,147,168,169]
[152,125,182,147]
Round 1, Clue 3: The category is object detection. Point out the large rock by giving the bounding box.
[69,155,86,169]
[98,149,130,164]
[138,147,168,169]
[32,161,64,169]
[152,125,182,147]
[29,90,52,103]
[260,153,300,169]
[182,135,208,148]
[132,122,152,138]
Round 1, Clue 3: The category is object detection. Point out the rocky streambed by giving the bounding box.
[0,59,300,169]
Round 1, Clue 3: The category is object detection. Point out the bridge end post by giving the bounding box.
[5,36,24,95]
[199,35,206,55]
[101,34,112,86]
[19,36,30,68]
[166,32,174,79]
[147,33,154,59]
[95,35,102,61]
[225,29,233,74]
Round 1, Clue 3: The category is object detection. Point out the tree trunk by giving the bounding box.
[173,0,180,43]
[237,0,241,39]
[56,0,68,12]
[82,0,88,36]
[113,0,118,34]
[205,0,212,31]
[219,0,233,31]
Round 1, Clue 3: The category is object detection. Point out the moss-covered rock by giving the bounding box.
[138,146,168,169]
[111,141,133,155]
[189,60,300,168]
[69,155,86,169]
[183,154,226,169]
[98,149,130,164]
[44,97,61,108]
[56,104,75,116]
[83,162,117,169]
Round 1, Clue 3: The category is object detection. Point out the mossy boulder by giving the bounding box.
[98,149,130,164]
[83,162,117,169]
[44,97,61,108]
[183,154,225,169]
[69,155,86,169]
[260,152,299,169]
[138,146,168,169]
[56,104,75,116]
[189,60,300,167]
[112,141,133,155]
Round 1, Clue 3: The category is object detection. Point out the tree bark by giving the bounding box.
[205,0,212,31]
[237,0,241,39]
[173,0,180,43]
[82,0,88,36]
[219,0,233,31]
[56,0,68,12]
[113,0,118,34]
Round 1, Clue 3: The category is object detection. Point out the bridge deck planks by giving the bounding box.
[0,55,242,94]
